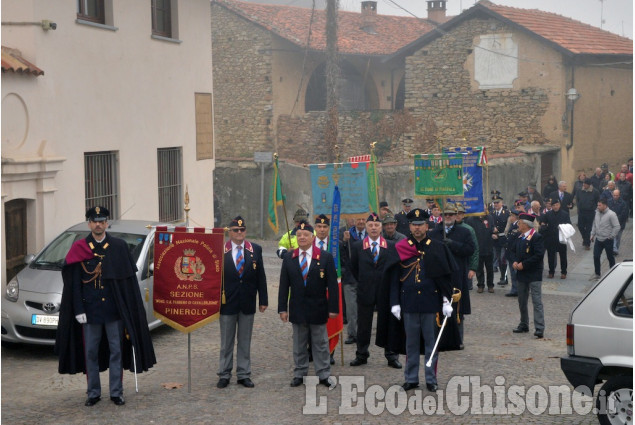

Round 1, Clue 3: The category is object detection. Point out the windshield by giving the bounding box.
[31,231,147,270]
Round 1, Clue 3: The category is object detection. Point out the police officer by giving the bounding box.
[490,193,510,285]
[395,198,413,235]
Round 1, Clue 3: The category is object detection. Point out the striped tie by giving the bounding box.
[319,240,325,250]
[300,252,308,285]
[372,241,379,264]
[235,245,244,277]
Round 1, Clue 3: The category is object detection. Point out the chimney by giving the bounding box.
[427,0,447,23]
[361,1,377,33]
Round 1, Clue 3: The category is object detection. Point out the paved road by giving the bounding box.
[2,220,631,425]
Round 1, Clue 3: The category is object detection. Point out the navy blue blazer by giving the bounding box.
[221,240,268,315]
[514,230,545,283]
[350,237,397,306]
[278,247,338,325]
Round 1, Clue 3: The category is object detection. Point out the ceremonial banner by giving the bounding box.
[443,147,485,215]
[310,163,369,216]
[153,227,224,333]
[267,157,285,233]
[327,186,343,353]
[414,154,464,196]
[366,151,379,213]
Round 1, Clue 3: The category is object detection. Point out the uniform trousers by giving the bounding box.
[218,312,255,380]
[492,245,506,281]
[356,302,398,361]
[342,283,357,339]
[476,255,494,288]
[403,313,437,385]
[292,323,330,380]
[517,280,544,332]
[83,320,123,399]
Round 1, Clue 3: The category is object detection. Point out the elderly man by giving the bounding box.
[277,208,310,258]
[278,221,338,387]
[539,198,571,279]
[217,216,268,389]
[511,213,545,338]
[576,178,600,250]
[608,190,628,256]
[548,181,574,213]
[600,180,616,202]
[382,213,406,242]
[590,199,621,280]
[349,213,401,369]
[590,167,605,191]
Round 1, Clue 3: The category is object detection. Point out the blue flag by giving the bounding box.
[329,186,342,277]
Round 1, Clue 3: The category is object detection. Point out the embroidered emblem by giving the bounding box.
[174,248,206,281]
[95,206,100,214]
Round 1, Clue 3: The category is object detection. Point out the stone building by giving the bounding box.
[211,0,632,237]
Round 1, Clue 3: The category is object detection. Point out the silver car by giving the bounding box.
[2,220,163,345]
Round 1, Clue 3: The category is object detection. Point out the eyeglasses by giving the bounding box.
[231,228,246,233]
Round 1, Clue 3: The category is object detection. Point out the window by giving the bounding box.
[157,147,182,222]
[84,151,119,219]
[152,0,172,38]
[78,0,105,24]
[613,279,633,317]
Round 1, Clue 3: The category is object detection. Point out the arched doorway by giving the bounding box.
[305,60,378,112]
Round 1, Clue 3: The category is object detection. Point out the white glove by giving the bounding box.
[442,297,453,318]
[391,305,401,320]
[276,248,287,259]
[75,313,87,324]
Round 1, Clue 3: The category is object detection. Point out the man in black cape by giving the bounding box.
[389,208,461,392]
[55,206,156,407]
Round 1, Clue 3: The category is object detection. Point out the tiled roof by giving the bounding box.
[480,1,632,55]
[1,46,44,76]
[213,0,438,56]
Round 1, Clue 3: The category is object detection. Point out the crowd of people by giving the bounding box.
[57,159,631,406]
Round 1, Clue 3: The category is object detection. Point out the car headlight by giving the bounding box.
[5,276,19,302]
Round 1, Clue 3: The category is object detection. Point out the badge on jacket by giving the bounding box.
[320,269,325,278]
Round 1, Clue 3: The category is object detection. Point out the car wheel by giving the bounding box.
[596,375,633,425]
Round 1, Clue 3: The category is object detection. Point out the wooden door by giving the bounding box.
[5,199,27,282]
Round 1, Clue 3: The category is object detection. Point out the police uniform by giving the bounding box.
[389,208,456,391]
[395,198,413,236]
[56,206,156,407]
[490,193,510,284]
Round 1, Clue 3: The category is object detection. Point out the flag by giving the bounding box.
[367,150,379,213]
[267,157,284,233]
[478,147,488,165]
[327,186,343,354]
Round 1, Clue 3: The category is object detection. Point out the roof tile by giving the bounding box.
[1,46,44,76]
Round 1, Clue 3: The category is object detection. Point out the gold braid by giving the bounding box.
[81,259,103,289]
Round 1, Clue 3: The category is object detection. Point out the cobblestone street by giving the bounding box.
[2,220,631,425]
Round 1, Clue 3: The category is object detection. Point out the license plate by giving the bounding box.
[31,314,59,326]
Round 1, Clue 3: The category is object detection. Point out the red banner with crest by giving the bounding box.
[153,227,224,333]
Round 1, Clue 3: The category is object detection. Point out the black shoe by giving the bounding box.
[290,377,304,387]
[237,378,254,388]
[426,383,438,392]
[401,382,419,391]
[345,336,356,344]
[349,357,367,366]
[110,396,125,406]
[534,330,544,338]
[319,377,334,387]
[512,326,529,333]
[343,318,348,325]
[84,397,101,407]
[217,378,230,388]
[494,267,499,273]
[459,344,465,350]
[497,280,507,286]
[505,292,518,297]
[387,359,402,369]
[330,354,335,365]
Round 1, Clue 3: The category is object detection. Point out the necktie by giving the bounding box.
[372,242,379,264]
[319,240,325,250]
[300,252,308,285]
[235,245,244,277]
[560,192,563,201]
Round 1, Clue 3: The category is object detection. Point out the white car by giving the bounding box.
[560,261,633,425]
[2,220,163,345]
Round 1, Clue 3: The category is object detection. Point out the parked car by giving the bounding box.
[2,220,163,345]
[560,261,633,425]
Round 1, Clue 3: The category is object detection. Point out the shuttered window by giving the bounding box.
[84,151,119,219]
[157,147,182,222]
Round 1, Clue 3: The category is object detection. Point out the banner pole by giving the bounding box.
[184,188,192,394]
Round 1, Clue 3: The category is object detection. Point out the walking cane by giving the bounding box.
[425,315,448,368]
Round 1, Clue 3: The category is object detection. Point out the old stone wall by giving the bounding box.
[211,3,275,158]
[405,17,550,153]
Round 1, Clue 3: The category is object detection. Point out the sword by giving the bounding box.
[132,344,138,392]
[426,315,448,368]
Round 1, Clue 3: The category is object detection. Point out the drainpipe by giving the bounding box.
[565,67,576,151]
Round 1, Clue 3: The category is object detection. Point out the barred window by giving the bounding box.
[157,147,182,222]
[84,151,119,219]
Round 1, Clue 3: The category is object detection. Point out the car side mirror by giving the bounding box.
[24,254,35,265]
[149,263,154,276]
